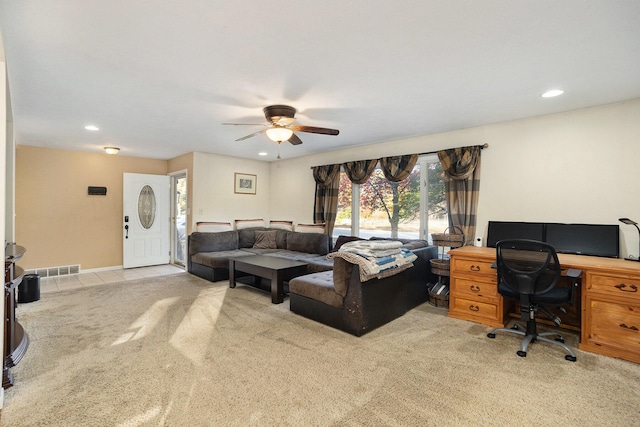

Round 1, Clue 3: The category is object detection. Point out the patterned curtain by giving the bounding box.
[312,164,341,235]
[343,159,378,184]
[437,146,482,245]
[379,154,418,182]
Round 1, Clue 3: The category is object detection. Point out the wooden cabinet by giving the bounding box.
[448,246,640,364]
[580,271,640,364]
[4,243,28,389]
[448,247,507,328]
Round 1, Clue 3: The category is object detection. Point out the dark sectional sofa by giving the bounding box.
[187,228,333,282]
[289,245,438,336]
[187,228,439,336]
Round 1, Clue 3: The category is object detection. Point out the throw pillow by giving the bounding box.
[253,230,278,249]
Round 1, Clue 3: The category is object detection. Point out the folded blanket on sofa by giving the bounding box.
[338,240,403,257]
[328,242,417,281]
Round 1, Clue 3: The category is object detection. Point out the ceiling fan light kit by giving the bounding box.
[265,127,293,142]
[224,104,340,153]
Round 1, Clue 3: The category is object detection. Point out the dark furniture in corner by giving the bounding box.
[486,239,580,361]
[4,243,28,388]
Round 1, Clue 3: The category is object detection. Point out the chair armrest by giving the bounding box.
[563,269,582,305]
[565,268,582,279]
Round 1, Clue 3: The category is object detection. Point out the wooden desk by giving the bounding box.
[448,246,640,364]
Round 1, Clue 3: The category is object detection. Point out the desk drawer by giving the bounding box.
[450,277,498,299]
[588,274,640,303]
[450,295,499,322]
[586,298,640,352]
[451,259,497,280]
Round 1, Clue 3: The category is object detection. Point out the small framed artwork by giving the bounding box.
[234,173,257,195]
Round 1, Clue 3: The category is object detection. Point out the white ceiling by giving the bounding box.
[1,1,639,161]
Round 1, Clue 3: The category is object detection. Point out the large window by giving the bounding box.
[333,155,447,242]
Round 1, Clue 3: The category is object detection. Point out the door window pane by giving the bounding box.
[138,185,156,229]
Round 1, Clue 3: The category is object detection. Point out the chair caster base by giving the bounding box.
[565,355,577,362]
[517,350,527,357]
[487,333,496,339]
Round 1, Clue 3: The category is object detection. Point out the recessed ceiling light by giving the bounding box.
[541,89,564,98]
[104,146,120,155]
[258,152,268,156]
[84,125,100,131]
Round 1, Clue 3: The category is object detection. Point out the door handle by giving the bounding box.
[125,224,129,239]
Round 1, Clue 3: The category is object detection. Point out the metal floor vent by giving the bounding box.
[26,264,81,278]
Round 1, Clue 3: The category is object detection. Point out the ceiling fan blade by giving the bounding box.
[223,123,268,126]
[288,133,303,145]
[288,125,339,136]
[235,129,266,141]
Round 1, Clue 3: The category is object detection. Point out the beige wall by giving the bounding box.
[191,152,271,230]
[269,99,640,259]
[12,99,640,270]
[16,146,168,270]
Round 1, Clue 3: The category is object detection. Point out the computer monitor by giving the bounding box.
[544,223,620,258]
[486,221,545,247]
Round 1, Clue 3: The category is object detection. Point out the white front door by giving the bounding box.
[123,173,170,268]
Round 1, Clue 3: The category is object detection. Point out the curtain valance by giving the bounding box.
[312,164,340,187]
[437,145,481,180]
[311,145,485,236]
[343,159,378,184]
[380,154,418,182]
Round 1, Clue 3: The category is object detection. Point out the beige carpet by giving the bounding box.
[1,272,638,426]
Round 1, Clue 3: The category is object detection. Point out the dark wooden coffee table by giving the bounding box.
[229,255,309,304]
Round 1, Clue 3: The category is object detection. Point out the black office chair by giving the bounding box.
[487,239,581,362]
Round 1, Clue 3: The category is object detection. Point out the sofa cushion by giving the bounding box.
[286,232,331,255]
[238,227,270,248]
[304,256,334,273]
[253,230,278,249]
[241,248,279,255]
[331,257,354,297]
[189,231,238,254]
[289,271,344,308]
[275,230,288,249]
[191,250,252,268]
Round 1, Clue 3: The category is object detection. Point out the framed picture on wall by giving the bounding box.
[234,173,257,195]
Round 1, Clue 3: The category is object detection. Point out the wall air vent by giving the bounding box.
[27,264,81,278]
